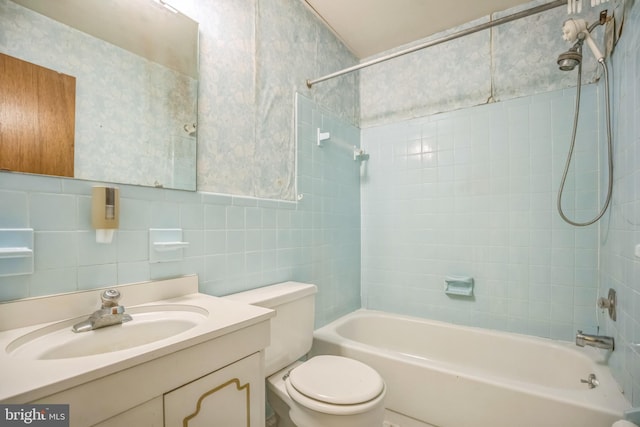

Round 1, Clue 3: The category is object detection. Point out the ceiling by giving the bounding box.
[302,0,535,58]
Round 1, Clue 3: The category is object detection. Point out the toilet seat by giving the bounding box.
[285,355,386,415]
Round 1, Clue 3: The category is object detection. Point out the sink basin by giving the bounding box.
[6,304,208,360]
[0,276,276,405]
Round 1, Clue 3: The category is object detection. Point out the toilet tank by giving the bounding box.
[224,282,317,376]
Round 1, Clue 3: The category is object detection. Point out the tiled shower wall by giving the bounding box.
[600,0,640,407]
[360,0,640,405]
[361,86,601,340]
[296,94,362,324]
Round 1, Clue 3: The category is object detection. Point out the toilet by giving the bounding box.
[224,282,386,427]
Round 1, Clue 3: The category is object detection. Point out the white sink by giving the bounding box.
[0,276,275,404]
[6,304,208,360]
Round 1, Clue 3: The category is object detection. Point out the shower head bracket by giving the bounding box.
[562,17,605,62]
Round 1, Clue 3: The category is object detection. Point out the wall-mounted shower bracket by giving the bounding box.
[597,288,616,321]
[317,129,330,147]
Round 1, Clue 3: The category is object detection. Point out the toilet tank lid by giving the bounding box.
[223,282,317,308]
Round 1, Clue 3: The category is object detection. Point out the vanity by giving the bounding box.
[0,276,274,426]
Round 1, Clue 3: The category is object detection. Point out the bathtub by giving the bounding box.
[311,310,631,427]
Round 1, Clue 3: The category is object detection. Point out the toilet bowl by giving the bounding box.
[224,282,386,427]
[268,356,386,427]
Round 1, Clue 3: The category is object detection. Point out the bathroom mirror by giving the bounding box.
[1,0,199,191]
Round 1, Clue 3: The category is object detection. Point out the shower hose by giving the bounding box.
[557,59,614,227]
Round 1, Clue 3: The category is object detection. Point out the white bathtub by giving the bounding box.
[311,310,631,427]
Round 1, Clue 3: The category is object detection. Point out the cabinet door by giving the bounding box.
[93,397,163,427]
[164,352,264,427]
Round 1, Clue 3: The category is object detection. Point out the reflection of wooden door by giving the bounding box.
[0,53,75,177]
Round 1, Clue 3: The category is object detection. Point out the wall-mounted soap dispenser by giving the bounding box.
[92,186,119,243]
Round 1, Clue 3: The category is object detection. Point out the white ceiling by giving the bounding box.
[302,0,535,58]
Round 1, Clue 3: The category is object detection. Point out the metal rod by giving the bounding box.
[306,0,566,88]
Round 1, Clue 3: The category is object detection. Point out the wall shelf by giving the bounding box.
[0,229,34,276]
[149,229,189,263]
[153,241,190,252]
[0,247,33,259]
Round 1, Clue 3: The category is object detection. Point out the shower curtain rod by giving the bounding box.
[306,0,566,88]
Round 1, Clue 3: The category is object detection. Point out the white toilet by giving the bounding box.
[225,282,386,427]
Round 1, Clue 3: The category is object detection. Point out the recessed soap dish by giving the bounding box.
[444,276,474,297]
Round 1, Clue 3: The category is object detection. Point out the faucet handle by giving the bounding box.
[101,289,122,307]
[580,373,599,388]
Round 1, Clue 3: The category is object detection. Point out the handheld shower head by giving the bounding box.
[561,18,605,62]
[557,41,583,71]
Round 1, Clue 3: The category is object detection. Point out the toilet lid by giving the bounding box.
[288,355,384,405]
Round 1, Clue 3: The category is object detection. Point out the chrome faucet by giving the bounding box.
[72,289,133,333]
[575,330,614,351]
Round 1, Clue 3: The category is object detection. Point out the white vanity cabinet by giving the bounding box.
[164,352,263,426]
[93,398,163,427]
[31,323,269,427]
[0,277,274,427]
[95,353,264,427]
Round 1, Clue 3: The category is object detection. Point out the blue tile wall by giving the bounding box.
[359,0,640,406]
[361,86,601,340]
[296,94,362,325]
[600,0,640,406]
[0,121,361,327]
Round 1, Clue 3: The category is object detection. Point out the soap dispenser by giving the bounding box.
[92,186,119,243]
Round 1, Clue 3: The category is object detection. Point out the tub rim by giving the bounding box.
[312,309,630,416]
